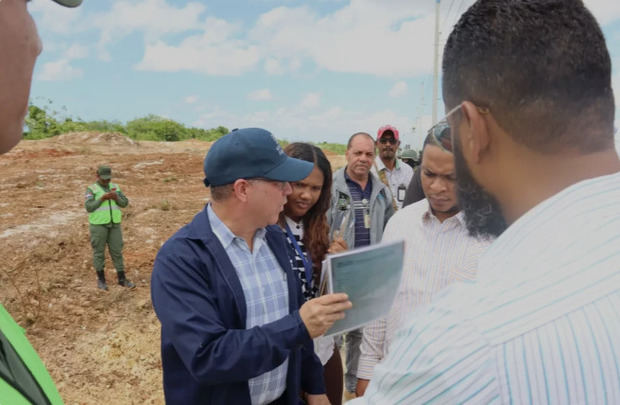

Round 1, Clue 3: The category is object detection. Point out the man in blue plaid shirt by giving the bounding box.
[152,128,352,405]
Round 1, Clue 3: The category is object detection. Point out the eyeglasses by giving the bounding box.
[429,103,490,152]
[428,104,461,152]
[250,178,289,191]
[379,137,398,145]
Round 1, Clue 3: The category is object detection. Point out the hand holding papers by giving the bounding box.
[299,293,352,338]
[320,239,405,337]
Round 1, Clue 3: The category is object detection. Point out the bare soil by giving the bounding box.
[0,132,346,404]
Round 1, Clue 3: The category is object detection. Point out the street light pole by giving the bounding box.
[432,0,440,124]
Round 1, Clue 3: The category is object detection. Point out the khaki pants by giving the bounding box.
[89,224,124,273]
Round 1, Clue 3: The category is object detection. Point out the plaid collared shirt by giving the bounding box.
[208,205,289,405]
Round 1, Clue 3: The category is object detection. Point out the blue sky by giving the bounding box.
[29,0,620,149]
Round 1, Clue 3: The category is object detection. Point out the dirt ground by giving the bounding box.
[0,132,346,404]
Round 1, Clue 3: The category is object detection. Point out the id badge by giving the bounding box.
[364,213,371,228]
[397,185,406,202]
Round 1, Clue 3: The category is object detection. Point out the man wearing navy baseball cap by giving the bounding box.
[152,128,352,404]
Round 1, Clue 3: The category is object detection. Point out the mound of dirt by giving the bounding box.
[53,132,137,147]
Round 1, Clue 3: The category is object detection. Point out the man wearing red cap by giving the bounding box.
[372,125,413,210]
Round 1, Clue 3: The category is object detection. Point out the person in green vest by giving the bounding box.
[85,165,135,290]
[1,1,82,403]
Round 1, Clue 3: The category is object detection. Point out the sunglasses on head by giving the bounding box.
[429,122,452,152]
[429,103,491,152]
[379,137,398,145]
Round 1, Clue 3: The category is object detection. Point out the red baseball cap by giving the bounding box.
[377,125,399,141]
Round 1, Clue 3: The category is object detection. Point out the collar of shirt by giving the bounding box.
[344,168,373,196]
[421,201,465,227]
[284,216,304,237]
[375,156,401,172]
[207,203,267,250]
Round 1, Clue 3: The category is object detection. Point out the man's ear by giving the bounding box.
[232,179,250,203]
[461,101,491,164]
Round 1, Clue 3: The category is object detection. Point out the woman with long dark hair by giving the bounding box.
[279,142,343,405]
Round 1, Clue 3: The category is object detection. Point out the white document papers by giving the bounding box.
[321,239,405,337]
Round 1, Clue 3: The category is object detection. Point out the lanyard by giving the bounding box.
[284,222,314,285]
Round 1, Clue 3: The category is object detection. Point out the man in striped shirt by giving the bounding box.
[355,128,492,396]
[350,0,620,403]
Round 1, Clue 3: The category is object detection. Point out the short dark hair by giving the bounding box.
[442,0,615,153]
[347,132,375,150]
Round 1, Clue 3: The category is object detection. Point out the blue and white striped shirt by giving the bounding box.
[345,170,373,248]
[351,171,620,404]
[208,205,289,405]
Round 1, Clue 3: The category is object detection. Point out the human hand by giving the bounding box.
[306,393,331,405]
[356,379,370,397]
[327,237,348,254]
[102,190,118,201]
[299,293,352,338]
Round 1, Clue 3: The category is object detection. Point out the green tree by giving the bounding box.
[126,115,188,141]
[24,105,61,139]
[23,101,231,143]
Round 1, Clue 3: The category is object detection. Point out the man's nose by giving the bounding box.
[283,182,292,195]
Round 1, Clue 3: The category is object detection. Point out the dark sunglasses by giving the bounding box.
[379,137,398,145]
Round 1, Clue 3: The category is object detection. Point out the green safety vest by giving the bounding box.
[88,182,122,225]
[0,304,64,405]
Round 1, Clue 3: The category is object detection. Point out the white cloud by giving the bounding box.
[250,3,439,77]
[389,81,408,98]
[93,0,206,43]
[36,44,87,82]
[185,95,199,104]
[29,1,82,35]
[248,89,273,101]
[38,59,83,81]
[583,0,620,25]
[192,103,416,146]
[134,15,260,74]
[64,44,89,59]
[264,58,285,75]
[300,93,321,109]
[136,40,259,75]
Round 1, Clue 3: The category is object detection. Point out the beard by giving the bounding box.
[453,133,508,239]
[380,148,396,160]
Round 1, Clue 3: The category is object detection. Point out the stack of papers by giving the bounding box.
[320,239,405,337]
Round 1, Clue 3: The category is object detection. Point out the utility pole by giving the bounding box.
[432,0,440,124]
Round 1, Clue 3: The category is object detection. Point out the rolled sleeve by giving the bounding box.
[357,317,387,380]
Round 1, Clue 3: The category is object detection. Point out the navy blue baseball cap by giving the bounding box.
[51,0,82,6]
[203,128,314,187]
